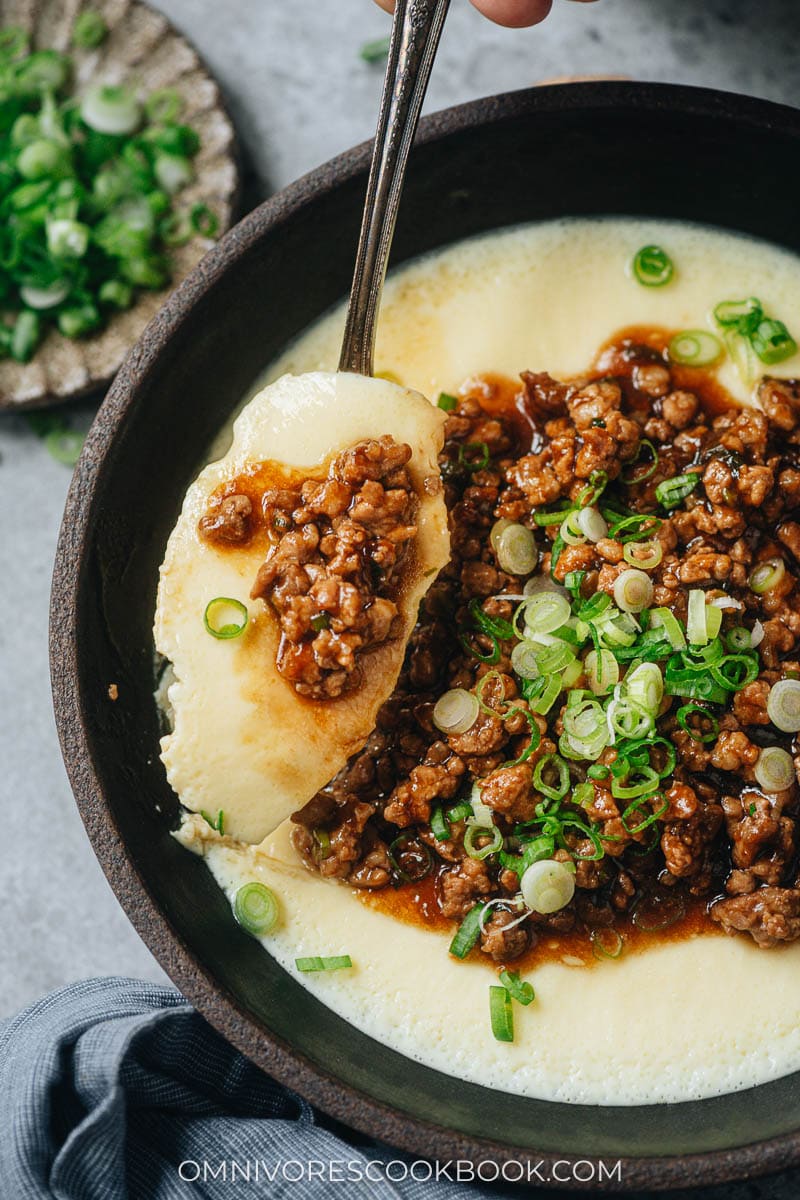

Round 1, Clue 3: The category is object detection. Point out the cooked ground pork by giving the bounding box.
[281,336,800,959]
[239,437,418,699]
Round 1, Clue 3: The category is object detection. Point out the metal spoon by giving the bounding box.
[339,0,451,377]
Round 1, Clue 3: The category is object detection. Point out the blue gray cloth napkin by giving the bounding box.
[1,977,795,1200]
[0,977,501,1200]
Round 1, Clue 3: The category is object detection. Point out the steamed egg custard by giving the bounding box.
[156,371,449,843]
[162,218,800,1105]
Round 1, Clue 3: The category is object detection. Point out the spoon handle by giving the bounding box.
[339,0,450,376]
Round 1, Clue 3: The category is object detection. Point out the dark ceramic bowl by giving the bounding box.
[51,82,800,1190]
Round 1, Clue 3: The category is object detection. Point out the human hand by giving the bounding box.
[372,0,598,29]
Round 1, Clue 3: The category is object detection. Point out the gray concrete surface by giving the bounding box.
[2,0,800,1191]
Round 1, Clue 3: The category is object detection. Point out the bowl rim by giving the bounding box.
[50,79,800,1191]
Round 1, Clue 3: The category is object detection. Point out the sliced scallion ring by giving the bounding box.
[520,859,575,914]
[295,955,353,972]
[648,607,687,650]
[676,703,719,744]
[585,648,620,696]
[575,506,609,543]
[203,597,248,639]
[450,903,488,959]
[613,568,654,613]
[532,752,570,801]
[590,928,624,960]
[668,330,723,367]
[518,592,571,638]
[510,640,541,681]
[489,985,514,1042]
[432,688,479,735]
[687,589,711,646]
[464,823,503,860]
[623,539,662,570]
[767,679,800,733]
[655,473,699,509]
[626,662,664,714]
[749,558,786,595]
[81,84,141,134]
[754,747,795,793]
[233,883,279,936]
[496,522,538,576]
[632,244,674,287]
[499,968,535,1005]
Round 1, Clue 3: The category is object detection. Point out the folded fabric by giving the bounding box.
[0,977,500,1200]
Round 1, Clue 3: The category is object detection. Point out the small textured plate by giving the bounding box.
[0,0,240,410]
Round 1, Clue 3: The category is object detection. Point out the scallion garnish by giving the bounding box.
[359,35,391,62]
[295,955,353,972]
[590,928,624,960]
[201,808,225,834]
[654,473,699,509]
[387,832,432,883]
[632,244,674,287]
[676,703,719,744]
[767,679,800,733]
[489,985,514,1042]
[621,438,659,484]
[203,597,249,639]
[713,296,797,366]
[0,37,210,362]
[464,824,503,860]
[668,330,722,367]
[532,753,570,801]
[72,10,108,49]
[234,883,279,937]
[498,968,535,1006]
[449,903,488,959]
[437,391,458,411]
[458,441,490,472]
[430,805,450,842]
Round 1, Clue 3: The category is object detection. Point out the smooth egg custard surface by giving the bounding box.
[166,218,800,1104]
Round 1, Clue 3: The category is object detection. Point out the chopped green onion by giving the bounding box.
[611,764,661,800]
[749,558,786,595]
[430,805,450,842]
[495,523,538,575]
[510,641,541,681]
[311,828,331,861]
[626,662,664,714]
[520,858,575,913]
[516,592,571,637]
[767,679,800,733]
[648,607,687,651]
[145,88,183,123]
[713,297,761,329]
[387,832,433,883]
[590,929,624,960]
[11,310,40,361]
[295,955,353,972]
[754,747,795,792]
[709,653,760,693]
[621,438,659,484]
[532,753,570,801]
[234,883,279,936]
[44,427,84,466]
[489,985,514,1042]
[655,473,699,509]
[499,968,535,1005]
[608,513,662,544]
[458,441,490,472]
[201,808,224,833]
[203,596,248,639]
[437,391,458,412]
[750,317,797,365]
[464,824,503,860]
[676,703,719,744]
[81,84,141,134]
[446,802,473,823]
[432,687,479,735]
[360,35,391,62]
[613,568,654,614]
[190,202,219,238]
[585,648,619,695]
[668,330,722,367]
[20,281,70,309]
[154,151,194,194]
[577,469,609,507]
[621,794,667,835]
[72,10,108,48]
[449,903,488,959]
[687,589,711,646]
[47,217,90,258]
[522,673,562,714]
[632,244,674,287]
[622,539,662,570]
[726,626,753,652]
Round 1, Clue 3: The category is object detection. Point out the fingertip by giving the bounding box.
[469,0,553,27]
